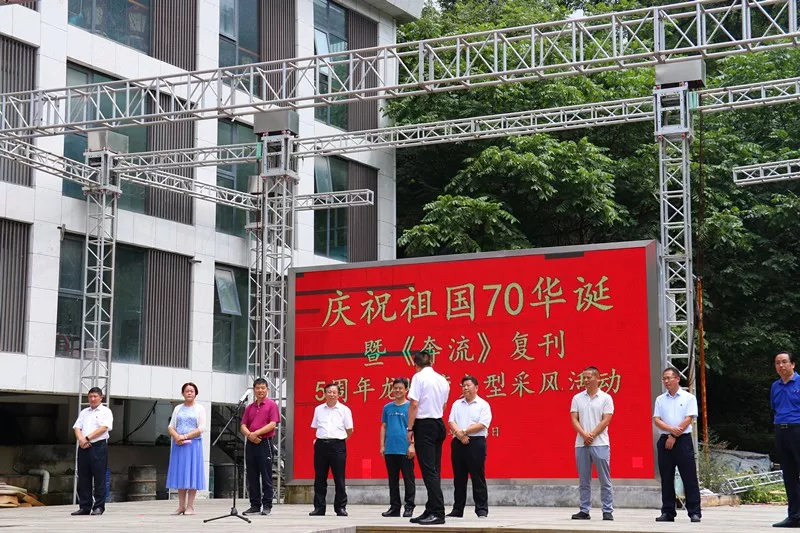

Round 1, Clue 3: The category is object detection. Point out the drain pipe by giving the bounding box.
[28,469,50,495]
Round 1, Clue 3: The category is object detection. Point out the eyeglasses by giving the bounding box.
[776,361,793,366]
[662,376,678,381]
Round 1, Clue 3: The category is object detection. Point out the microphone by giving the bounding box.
[238,389,252,403]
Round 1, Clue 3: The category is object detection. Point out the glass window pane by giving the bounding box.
[238,0,258,57]
[215,268,242,315]
[59,236,84,292]
[68,0,92,30]
[113,246,145,364]
[314,210,328,256]
[329,2,347,37]
[219,0,236,38]
[212,316,234,372]
[124,2,151,54]
[314,29,330,56]
[330,157,349,191]
[329,104,348,130]
[314,0,327,27]
[219,37,237,69]
[315,158,332,193]
[63,134,88,199]
[213,266,248,373]
[56,294,83,358]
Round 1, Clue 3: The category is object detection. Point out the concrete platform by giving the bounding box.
[0,500,788,533]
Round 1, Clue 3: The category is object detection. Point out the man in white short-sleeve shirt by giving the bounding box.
[569,366,614,521]
[407,350,450,525]
[653,367,701,523]
[447,375,492,518]
[71,387,113,516]
[309,382,354,517]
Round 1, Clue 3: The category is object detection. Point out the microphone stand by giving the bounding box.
[204,394,250,524]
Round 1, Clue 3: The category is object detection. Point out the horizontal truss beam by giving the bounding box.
[733,157,800,185]
[0,140,372,212]
[1,0,798,137]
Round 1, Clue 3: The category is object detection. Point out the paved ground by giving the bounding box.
[0,501,788,532]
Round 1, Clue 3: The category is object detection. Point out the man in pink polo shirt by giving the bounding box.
[240,378,280,516]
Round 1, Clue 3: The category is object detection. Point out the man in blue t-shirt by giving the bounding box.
[772,352,800,528]
[380,377,416,518]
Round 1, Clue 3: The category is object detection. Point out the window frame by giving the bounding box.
[314,0,349,130]
[214,267,242,316]
[67,0,153,55]
[314,156,349,261]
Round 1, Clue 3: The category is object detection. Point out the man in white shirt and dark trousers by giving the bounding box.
[71,387,114,516]
[447,375,492,518]
[407,350,450,525]
[570,366,615,521]
[653,367,701,523]
[309,383,354,517]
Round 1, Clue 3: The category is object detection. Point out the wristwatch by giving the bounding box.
[406,427,413,431]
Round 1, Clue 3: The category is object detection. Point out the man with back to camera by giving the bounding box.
[446,374,492,518]
[379,377,416,518]
[570,366,615,521]
[407,350,450,525]
[309,383,353,517]
[240,378,280,516]
[71,387,113,516]
[771,351,800,528]
[653,367,701,523]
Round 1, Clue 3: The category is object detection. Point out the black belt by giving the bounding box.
[453,436,486,440]
[89,439,107,446]
[776,424,800,429]
[659,433,690,439]
[317,438,345,442]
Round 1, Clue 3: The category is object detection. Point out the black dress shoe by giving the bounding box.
[261,508,271,516]
[382,508,400,517]
[418,514,445,525]
[243,506,262,515]
[336,509,348,517]
[773,517,800,528]
[690,514,701,523]
[309,509,325,516]
[410,512,430,523]
[603,512,614,521]
[403,508,414,518]
[655,513,675,522]
[90,508,104,515]
[477,512,488,518]
[71,509,91,516]
[446,510,463,518]
[572,511,590,520]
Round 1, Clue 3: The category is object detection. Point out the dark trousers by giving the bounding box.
[413,418,446,518]
[451,436,488,515]
[313,439,347,512]
[657,434,701,517]
[775,425,800,519]
[384,454,415,511]
[77,440,108,512]
[245,438,274,509]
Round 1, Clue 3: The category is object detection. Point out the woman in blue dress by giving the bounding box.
[166,382,207,515]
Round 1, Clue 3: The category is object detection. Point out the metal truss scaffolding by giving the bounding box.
[0,0,798,137]
[247,132,299,500]
[655,84,695,381]
[733,157,800,185]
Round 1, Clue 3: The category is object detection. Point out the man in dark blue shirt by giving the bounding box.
[772,352,800,528]
[380,377,416,518]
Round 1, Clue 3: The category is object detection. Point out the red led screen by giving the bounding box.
[289,242,658,481]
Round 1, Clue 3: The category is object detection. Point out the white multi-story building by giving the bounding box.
[0,0,420,500]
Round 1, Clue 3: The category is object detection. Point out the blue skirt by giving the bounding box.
[166,438,206,490]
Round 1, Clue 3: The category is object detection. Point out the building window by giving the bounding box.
[56,237,146,363]
[213,265,249,374]
[68,0,152,55]
[217,120,258,236]
[219,0,260,94]
[314,0,348,130]
[314,157,348,261]
[55,236,84,358]
[63,63,147,213]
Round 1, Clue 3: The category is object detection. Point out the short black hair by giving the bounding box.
[662,367,680,380]
[181,382,198,395]
[413,350,432,368]
[253,378,269,388]
[392,377,409,389]
[324,382,341,394]
[777,352,795,363]
[461,375,478,387]
[87,387,104,397]
[583,366,600,378]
